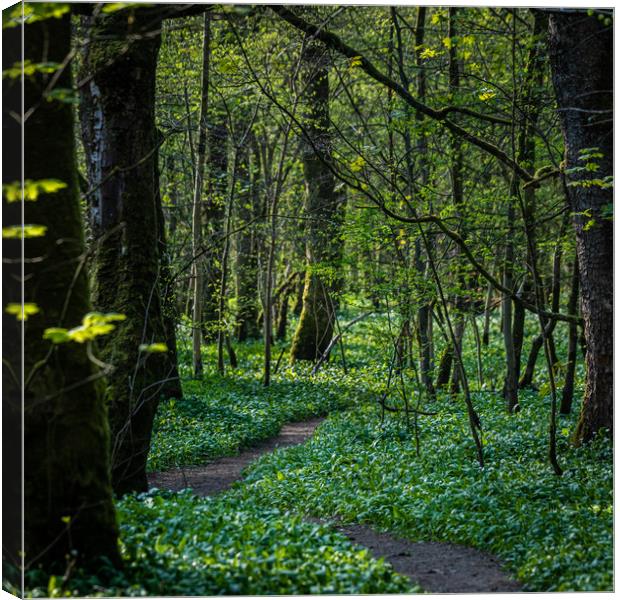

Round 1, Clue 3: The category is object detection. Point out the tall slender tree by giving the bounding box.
[191,12,212,378]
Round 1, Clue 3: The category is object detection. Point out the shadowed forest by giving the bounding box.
[2,2,613,596]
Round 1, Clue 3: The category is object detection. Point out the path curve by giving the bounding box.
[324,520,521,593]
[148,417,521,593]
[148,417,325,496]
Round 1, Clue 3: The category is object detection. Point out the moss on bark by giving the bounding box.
[79,11,170,495]
[290,273,334,361]
[290,39,345,362]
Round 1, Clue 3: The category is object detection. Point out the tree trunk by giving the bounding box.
[79,10,169,495]
[502,188,519,411]
[155,131,183,400]
[6,13,120,570]
[435,344,453,389]
[290,40,345,362]
[548,10,613,442]
[293,272,305,315]
[203,119,228,342]
[560,253,580,415]
[511,10,546,386]
[276,293,290,340]
[447,8,468,400]
[235,135,260,341]
[481,280,494,346]
[191,13,211,377]
[394,6,435,398]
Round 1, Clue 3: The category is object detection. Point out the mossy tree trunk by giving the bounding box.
[548,10,613,442]
[4,13,120,571]
[290,41,345,362]
[79,10,171,495]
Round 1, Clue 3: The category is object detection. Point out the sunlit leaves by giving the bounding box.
[419,47,438,60]
[5,303,40,321]
[139,342,169,353]
[101,3,150,14]
[43,312,126,344]
[3,179,67,203]
[2,225,47,238]
[3,3,70,28]
[349,155,366,173]
[348,55,363,69]
[431,9,446,25]
[478,89,497,102]
[3,60,60,79]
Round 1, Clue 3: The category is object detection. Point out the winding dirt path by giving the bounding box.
[147,417,521,593]
[148,418,325,495]
[323,520,521,593]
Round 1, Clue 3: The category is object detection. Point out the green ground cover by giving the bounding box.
[18,311,611,595]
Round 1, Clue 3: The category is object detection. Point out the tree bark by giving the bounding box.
[6,13,120,570]
[560,253,580,415]
[155,131,183,400]
[191,13,211,377]
[548,10,613,441]
[235,134,261,341]
[290,40,345,362]
[79,10,169,495]
[203,118,228,342]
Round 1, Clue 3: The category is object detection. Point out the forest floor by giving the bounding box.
[149,416,521,593]
[21,310,612,596]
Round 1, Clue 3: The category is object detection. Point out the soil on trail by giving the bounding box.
[148,416,522,593]
[147,417,325,496]
[327,521,521,593]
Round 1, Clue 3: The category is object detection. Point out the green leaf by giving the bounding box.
[3,179,68,203]
[349,55,363,68]
[43,328,71,344]
[3,3,70,29]
[139,342,169,353]
[419,47,438,60]
[5,302,39,321]
[478,89,497,102]
[101,3,151,13]
[43,312,126,344]
[2,224,47,238]
[44,87,79,104]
